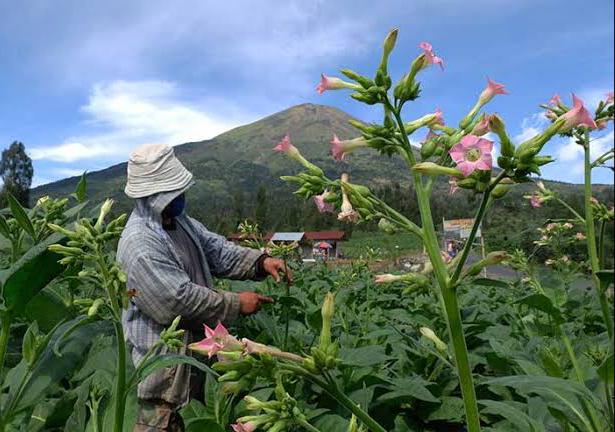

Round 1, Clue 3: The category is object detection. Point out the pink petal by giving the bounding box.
[204,324,215,338]
[419,41,433,51]
[549,94,561,105]
[213,322,229,338]
[476,138,493,153]
[449,144,466,163]
[475,155,493,171]
[459,134,479,149]
[457,161,476,177]
[273,134,292,152]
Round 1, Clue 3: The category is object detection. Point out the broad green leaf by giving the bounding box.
[515,293,562,323]
[184,419,225,432]
[479,399,545,432]
[71,172,88,203]
[426,396,464,422]
[312,413,350,432]
[472,278,510,289]
[597,353,613,383]
[377,377,439,403]
[0,213,11,239]
[9,319,101,415]
[22,321,39,365]
[0,231,67,315]
[7,193,36,239]
[25,289,73,332]
[596,269,614,291]
[341,345,391,367]
[131,354,218,388]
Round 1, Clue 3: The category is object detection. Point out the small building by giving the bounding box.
[304,231,347,259]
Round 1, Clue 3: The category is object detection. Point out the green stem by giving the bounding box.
[281,364,386,432]
[598,219,606,268]
[390,106,481,432]
[554,197,585,224]
[283,258,291,350]
[0,311,10,375]
[112,321,127,432]
[561,331,602,431]
[297,419,322,432]
[583,137,613,339]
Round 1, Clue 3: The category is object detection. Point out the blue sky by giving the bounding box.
[0,0,613,187]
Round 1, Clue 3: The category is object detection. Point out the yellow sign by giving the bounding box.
[442,218,481,238]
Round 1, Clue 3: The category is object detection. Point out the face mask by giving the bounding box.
[163,194,186,219]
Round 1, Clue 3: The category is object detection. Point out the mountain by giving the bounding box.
[31,103,614,255]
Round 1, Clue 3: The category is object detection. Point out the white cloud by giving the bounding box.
[29,80,250,162]
[556,131,614,175]
[514,112,550,143]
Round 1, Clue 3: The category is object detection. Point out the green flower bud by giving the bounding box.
[491,184,511,199]
[319,292,335,350]
[420,327,448,352]
[87,298,105,317]
[378,218,397,234]
[412,162,462,177]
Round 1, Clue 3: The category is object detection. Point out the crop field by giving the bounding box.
[0,27,613,432]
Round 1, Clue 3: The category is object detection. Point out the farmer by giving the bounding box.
[118,144,291,431]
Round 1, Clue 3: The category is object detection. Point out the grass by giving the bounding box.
[340,231,422,260]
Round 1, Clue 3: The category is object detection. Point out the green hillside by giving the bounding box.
[31,103,614,257]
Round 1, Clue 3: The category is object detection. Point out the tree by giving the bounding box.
[0,141,33,207]
[254,186,268,228]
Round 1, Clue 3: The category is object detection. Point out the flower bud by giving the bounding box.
[488,114,515,157]
[378,218,397,234]
[491,184,511,199]
[412,162,462,177]
[420,327,447,352]
[87,298,105,317]
[319,292,335,350]
[379,28,398,74]
[464,251,508,277]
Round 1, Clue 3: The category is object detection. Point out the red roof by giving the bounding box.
[304,231,347,241]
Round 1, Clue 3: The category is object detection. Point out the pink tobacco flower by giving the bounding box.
[529,194,543,208]
[313,191,335,213]
[478,78,508,105]
[419,42,444,70]
[232,422,256,432]
[375,274,403,284]
[448,178,459,195]
[606,92,614,104]
[575,232,586,240]
[471,114,492,136]
[560,94,598,130]
[316,74,360,94]
[188,322,241,359]
[549,94,562,105]
[273,134,300,158]
[449,135,493,177]
[330,134,368,161]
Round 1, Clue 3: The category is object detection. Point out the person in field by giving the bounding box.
[118,144,291,431]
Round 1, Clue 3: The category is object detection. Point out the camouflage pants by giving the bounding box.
[134,399,184,432]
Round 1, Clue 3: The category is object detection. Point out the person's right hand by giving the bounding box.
[238,292,274,315]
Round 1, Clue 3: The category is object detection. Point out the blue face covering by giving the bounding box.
[164,194,186,218]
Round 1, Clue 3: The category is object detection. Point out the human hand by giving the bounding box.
[238,292,274,315]
[263,257,293,283]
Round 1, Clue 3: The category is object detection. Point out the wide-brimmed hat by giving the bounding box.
[124,144,194,198]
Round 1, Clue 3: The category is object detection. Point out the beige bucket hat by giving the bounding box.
[124,144,194,198]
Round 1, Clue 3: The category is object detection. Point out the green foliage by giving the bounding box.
[0,141,33,208]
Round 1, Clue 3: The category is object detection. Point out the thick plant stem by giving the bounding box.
[583,138,613,339]
[282,364,386,432]
[0,311,10,375]
[561,331,602,430]
[390,107,481,432]
[112,321,127,432]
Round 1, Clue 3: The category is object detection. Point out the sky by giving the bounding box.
[0,0,613,187]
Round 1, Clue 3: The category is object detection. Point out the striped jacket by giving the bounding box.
[118,189,262,406]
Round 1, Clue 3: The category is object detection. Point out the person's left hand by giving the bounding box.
[262,257,293,283]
